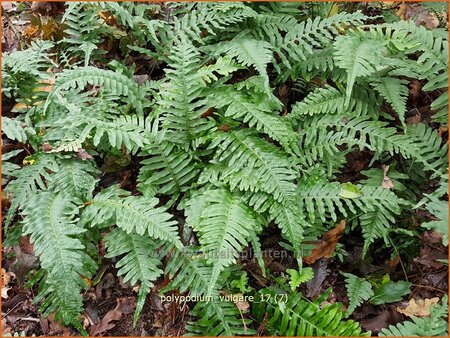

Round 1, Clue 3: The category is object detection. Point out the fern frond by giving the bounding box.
[4,155,58,229]
[379,295,448,336]
[406,123,448,174]
[209,130,297,202]
[49,159,99,200]
[210,86,297,150]
[342,272,374,315]
[81,187,182,247]
[420,194,448,246]
[254,289,369,336]
[185,188,264,294]
[187,300,254,336]
[105,228,163,325]
[159,37,214,146]
[138,141,201,196]
[46,66,142,113]
[219,37,273,88]
[22,191,96,326]
[371,77,409,124]
[290,85,379,118]
[2,150,23,178]
[298,115,441,173]
[162,245,214,297]
[2,116,34,143]
[333,34,386,99]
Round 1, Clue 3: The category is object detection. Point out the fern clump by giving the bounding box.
[2,2,447,336]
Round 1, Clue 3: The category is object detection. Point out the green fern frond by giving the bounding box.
[406,123,448,174]
[159,37,214,146]
[46,66,142,113]
[290,85,380,118]
[186,300,254,336]
[162,245,215,297]
[273,12,368,73]
[105,228,164,325]
[81,187,182,247]
[379,295,448,336]
[79,114,154,153]
[185,188,264,294]
[2,117,34,143]
[4,155,58,229]
[298,115,441,173]
[371,77,409,124]
[138,141,201,196]
[209,130,297,202]
[218,37,273,89]
[2,150,23,178]
[49,159,99,200]
[333,34,386,99]
[253,289,369,336]
[210,86,297,150]
[342,272,374,315]
[420,194,448,246]
[22,191,97,327]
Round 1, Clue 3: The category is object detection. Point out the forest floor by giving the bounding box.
[1,1,448,336]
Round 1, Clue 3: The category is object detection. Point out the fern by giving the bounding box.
[209,84,297,151]
[45,66,143,113]
[105,228,164,326]
[371,77,409,124]
[138,141,201,196]
[187,300,254,336]
[4,154,58,230]
[158,37,214,147]
[217,37,273,89]
[379,295,448,336]
[21,191,97,328]
[2,117,34,143]
[185,188,264,295]
[333,34,386,99]
[209,130,298,202]
[81,187,182,248]
[49,159,99,200]
[290,86,380,118]
[3,3,448,334]
[253,288,369,336]
[162,245,214,297]
[342,272,374,315]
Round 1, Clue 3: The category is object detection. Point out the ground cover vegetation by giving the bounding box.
[1,1,449,336]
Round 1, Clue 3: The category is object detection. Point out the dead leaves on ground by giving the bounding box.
[89,297,136,336]
[303,220,346,264]
[396,2,442,29]
[396,297,439,317]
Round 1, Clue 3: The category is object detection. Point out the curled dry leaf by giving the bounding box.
[381,165,394,190]
[303,220,346,264]
[396,297,439,317]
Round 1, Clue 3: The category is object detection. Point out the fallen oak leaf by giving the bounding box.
[396,297,439,317]
[89,308,122,336]
[303,220,346,264]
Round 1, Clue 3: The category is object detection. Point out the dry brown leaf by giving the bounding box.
[2,287,11,299]
[396,3,407,20]
[406,113,422,126]
[89,309,122,336]
[409,80,421,106]
[303,220,346,264]
[396,298,439,317]
[19,236,35,255]
[381,165,394,190]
